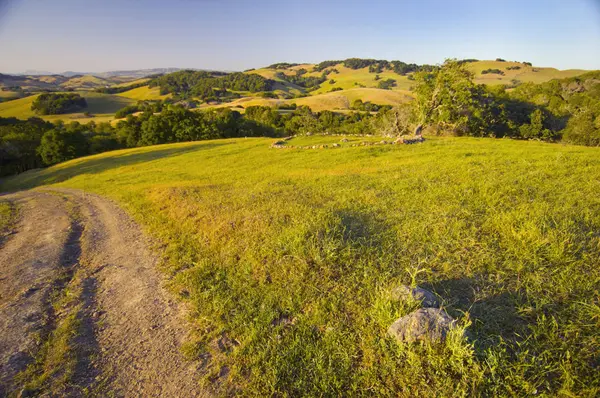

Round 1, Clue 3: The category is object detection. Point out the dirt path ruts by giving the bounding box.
[0,192,73,396]
[0,189,205,397]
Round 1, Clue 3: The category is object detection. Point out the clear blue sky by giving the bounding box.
[0,0,599,73]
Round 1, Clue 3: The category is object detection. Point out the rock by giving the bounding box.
[396,135,425,145]
[391,285,440,308]
[340,137,349,142]
[388,308,456,344]
[271,140,286,148]
[332,143,340,148]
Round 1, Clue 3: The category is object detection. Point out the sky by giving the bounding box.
[0,0,599,73]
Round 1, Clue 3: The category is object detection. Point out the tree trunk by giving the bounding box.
[414,124,423,136]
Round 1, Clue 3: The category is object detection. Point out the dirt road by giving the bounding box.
[0,189,205,397]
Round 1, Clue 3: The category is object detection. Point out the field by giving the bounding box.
[225,60,593,112]
[201,88,414,112]
[117,85,171,100]
[0,91,24,102]
[3,136,599,396]
[0,92,133,123]
[466,60,588,86]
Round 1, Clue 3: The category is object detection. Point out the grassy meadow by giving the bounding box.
[117,85,171,101]
[3,136,599,396]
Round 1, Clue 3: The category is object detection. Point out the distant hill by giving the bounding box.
[0,58,597,123]
[93,68,184,79]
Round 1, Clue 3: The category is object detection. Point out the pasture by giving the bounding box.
[4,136,599,396]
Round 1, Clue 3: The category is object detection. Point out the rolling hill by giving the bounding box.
[0,92,134,123]
[224,59,594,111]
[116,85,171,101]
[2,136,599,396]
[0,59,595,122]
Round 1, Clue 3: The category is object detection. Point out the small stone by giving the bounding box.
[390,285,440,308]
[388,308,456,343]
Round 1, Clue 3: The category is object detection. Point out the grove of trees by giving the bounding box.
[31,93,87,115]
[149,70,273,102]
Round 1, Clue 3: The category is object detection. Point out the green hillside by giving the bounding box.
[0,92,134,123]
[201,87,413,112]
[0,59,593,121]
[4,136,599,396]
[117,85,171,100]
[230,59,593,111]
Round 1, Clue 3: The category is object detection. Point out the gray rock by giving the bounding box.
[340,137,349,142]
[391,285,440,308]
[388,308,456,343]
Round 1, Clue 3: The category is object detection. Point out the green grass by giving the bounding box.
[0,90,24,102]
[3,137,600,396]
[202,88,412,112]
[286,134,384,146]
[0,200,15,237]
[117,85,171,101]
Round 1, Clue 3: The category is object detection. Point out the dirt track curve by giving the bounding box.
[0,189,206,397]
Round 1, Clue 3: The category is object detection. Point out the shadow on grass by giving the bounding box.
[424,277,529,349]
[1,142,229,192]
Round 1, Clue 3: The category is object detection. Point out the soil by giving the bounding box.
[0,189,206,397]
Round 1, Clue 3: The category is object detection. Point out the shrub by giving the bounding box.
[115,105,140,119]
[377,79,396,90]
[562,107,600,146]
[260,91,278,98]
[481,69,505,75]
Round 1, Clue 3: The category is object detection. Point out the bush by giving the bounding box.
[377,79,396,90]
[481,69,505,75]
[506,66,521,71]
[562,107,600,146]
[260,91,278,98]
[31,93,87,115]
[115,105,140,119]
[518,109,555,140]
[313,61,341,72]
[496,58,506,62]
[267,63,299,69]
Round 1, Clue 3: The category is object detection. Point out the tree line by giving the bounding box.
[148,70,273,102]
[3,61,599,177]
[0,104,391,176]
[310,58,436,75]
